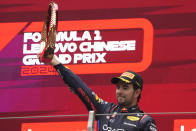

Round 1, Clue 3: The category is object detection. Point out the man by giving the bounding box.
[38,55,157,131]
[38,4,157,130]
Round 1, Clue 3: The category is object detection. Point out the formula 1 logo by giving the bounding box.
[174,119,196,131]
[0,18,154,76]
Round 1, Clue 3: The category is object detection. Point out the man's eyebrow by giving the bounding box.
[122,83,128,86]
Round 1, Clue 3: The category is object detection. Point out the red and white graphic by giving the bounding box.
[174,119,196,131]
[21,121,97,131]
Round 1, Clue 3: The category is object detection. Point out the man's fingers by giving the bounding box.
[37,53,41,60]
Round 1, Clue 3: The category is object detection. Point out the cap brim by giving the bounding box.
[111,77,131,84]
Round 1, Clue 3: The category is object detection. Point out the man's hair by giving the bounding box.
[133,83,141,102]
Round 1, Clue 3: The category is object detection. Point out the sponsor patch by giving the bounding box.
[123,122,137,127]
[127,116,140,121]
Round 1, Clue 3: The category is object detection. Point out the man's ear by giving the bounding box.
[134,88,141,98]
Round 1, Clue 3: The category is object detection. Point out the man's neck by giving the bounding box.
[125,101,138,108]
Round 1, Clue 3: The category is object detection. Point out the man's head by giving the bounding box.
[111,71,143,108]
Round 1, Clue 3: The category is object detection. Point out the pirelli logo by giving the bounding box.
[121,72,135,79]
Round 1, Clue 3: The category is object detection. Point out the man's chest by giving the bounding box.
[98,113,142,131]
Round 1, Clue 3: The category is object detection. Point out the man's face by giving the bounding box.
[116,81,139,108]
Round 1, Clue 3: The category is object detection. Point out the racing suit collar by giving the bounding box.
[120,104,140,113]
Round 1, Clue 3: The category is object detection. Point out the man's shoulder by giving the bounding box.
[102,102,118,112]
[140,114,155,122]
[139,114,157,131]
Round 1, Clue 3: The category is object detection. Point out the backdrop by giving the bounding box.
[0,0,196,130]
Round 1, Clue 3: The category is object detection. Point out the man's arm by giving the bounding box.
[43,55,109,113]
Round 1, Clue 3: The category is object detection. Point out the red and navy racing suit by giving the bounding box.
[54,64,157,131]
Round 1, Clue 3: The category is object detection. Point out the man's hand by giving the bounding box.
[37,53,60,66]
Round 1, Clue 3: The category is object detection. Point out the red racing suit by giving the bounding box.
[54,64,157,131]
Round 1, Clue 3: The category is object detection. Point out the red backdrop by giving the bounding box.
[0,0,196,130]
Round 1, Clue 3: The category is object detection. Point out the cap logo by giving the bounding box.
[121,72,135,79]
